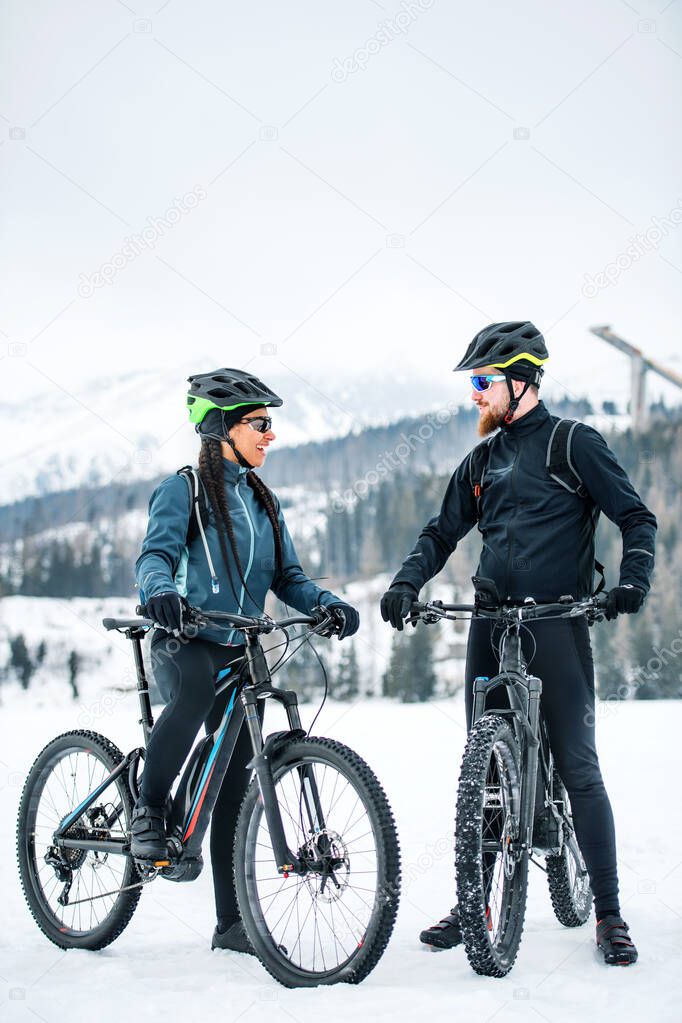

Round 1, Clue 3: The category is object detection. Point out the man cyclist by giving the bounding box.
[380,321,656,967]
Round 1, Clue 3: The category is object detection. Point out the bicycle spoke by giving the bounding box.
[25,745,134,933]
[246,754,381,976]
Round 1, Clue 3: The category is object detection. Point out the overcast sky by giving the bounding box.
[2,0,681,420]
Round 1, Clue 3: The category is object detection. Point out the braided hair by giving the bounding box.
[198,437,284,608]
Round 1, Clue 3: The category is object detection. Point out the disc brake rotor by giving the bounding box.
[301,829,350,903]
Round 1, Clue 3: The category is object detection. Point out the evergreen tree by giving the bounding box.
[405,622,438,702]
[383,629,410,698]
[334,642,361,701]
[67,650,81,700]
[592,618,628,699]
[383,624,438,702]
[275,637,327,703]
[10,634,34,690]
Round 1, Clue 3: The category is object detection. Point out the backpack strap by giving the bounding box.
[468,439,492,521]
[592,557,606,595]
[546,419,588,497]
[546,421,606,596]
[177,466,220,595]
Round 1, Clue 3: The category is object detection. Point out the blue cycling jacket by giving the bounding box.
[136,456,339,645]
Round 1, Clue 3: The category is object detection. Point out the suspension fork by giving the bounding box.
[241,637,310,874]
[274,685,327,838]
[519,677,542,851]
[241,688,298,875]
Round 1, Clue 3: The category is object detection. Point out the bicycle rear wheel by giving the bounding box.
[17,730,142,949]
[546,770,592,926]
[234,736,400,987]
[455,713,528,977]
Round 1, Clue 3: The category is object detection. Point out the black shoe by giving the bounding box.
[419,906,462,950]
[596,915,638,966]
[211,921,255,955]
[129,802,168,860]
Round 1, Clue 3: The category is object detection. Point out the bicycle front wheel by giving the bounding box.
[17,730,142,950]
[234,737,400,988]
[455,713,528,977]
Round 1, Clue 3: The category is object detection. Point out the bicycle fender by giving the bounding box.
[247,728,307,769]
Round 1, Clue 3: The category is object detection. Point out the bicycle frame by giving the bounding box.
[52,619,328,882]
[407,583,604,861]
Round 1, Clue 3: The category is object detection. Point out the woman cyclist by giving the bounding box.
[133,368,360,953]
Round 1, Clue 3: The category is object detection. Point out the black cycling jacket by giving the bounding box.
[391,401,657,602]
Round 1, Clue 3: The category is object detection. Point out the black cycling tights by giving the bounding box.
[465,615,619,919]
[140,631,262,929]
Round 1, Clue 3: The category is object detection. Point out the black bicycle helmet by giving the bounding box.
[186,368,283,425]
[453,321,548,380]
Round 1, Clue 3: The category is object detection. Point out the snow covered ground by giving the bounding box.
[2,688,681,1022]
[0,586,466,709]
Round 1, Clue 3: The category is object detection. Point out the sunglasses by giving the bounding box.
[239,415,273,434]
[470,374,506,392]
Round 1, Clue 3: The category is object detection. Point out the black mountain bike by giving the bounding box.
[17,605,401,988]
[409,577,607,977]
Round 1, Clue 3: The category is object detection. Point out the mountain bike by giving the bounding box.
[16,605,401,988]
[408,577,608,977]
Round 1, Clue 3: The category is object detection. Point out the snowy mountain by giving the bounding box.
[2,361,462,501]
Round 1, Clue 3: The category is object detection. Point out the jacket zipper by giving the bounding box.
[234,477,256,611]
[504,436,520,600]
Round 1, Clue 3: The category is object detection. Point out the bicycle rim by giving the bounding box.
[456,714,528,975]
[482,739,521,944]
[243,750,384,979]
[24,743,133,935]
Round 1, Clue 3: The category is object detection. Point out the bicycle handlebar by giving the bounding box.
[127,603,323,636]
[408,591,608,626]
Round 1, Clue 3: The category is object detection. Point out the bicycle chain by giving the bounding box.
[59,867,160,907]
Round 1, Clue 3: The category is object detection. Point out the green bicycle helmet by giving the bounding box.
[186,368,283,426]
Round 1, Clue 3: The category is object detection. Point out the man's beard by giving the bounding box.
[477,403,506,437]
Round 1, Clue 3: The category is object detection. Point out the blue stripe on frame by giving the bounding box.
[182,687,237,831]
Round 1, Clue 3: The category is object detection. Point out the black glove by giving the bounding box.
[327,601,360,640]
[380,583,418,631]
[146,591,186,634]
[604,585,645,621]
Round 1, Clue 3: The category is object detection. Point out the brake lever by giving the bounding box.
[409,600,444,626]
[421,609,443,625]
[309,606,337,638]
